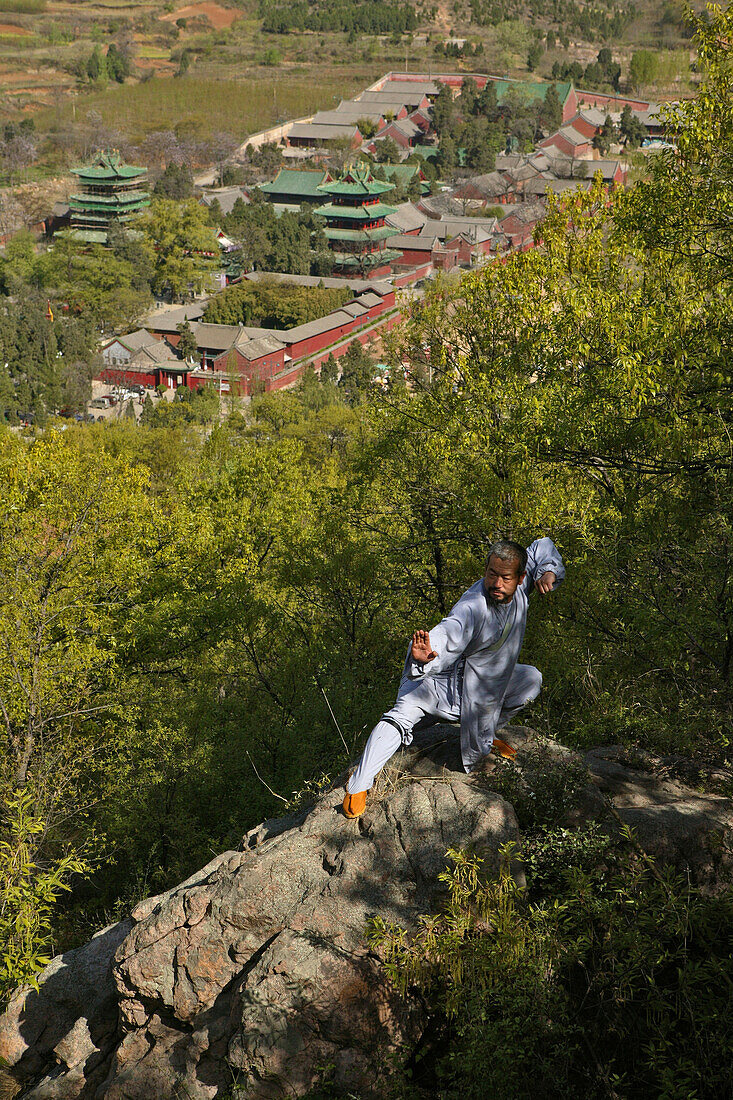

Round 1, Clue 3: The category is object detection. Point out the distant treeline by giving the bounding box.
[260,0,418,35]
[469,0,633,40]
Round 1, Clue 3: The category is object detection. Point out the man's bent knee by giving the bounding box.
[526,666,542,699]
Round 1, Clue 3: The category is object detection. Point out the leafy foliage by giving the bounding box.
[260,0,417,36]
[371,840,733,1099]
[202,279,351,327]
[138,197,219,299]
[0,788,89,1004]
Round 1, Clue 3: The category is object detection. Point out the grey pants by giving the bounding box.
[346,663,542,794]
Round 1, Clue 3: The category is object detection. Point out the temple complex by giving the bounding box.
[315,163,400,275]
[66,151,150,244]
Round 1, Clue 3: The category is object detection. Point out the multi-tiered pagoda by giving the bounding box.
[66,151,150,245]
[315,163,400,275]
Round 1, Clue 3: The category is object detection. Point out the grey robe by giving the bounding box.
[405,537,565,770]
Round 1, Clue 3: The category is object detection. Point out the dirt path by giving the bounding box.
[160,2,239,29]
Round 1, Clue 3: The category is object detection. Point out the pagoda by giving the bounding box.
[315,162,400,275]
[65,150,150,245]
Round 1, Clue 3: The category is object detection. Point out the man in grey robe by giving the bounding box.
[342,537,565,818]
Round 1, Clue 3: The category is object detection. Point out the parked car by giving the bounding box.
[90,398,108,409]
[130,384,146,396]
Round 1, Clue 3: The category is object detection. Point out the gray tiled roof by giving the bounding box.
[131,340,178,365]
[237,334,287,360]
[146,303,207,332]
[288,123,360,142]
[199,187,250,215]
[378,79,440,96]
[287,310,355,341]
[387,234,437,250]
[117,328,159,351]
[192,323,243,350]
[385,202,428,233]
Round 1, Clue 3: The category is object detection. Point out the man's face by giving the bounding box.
[483,554,525,604]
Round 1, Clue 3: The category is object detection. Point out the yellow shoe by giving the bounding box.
[342,790,367,818]
[491,736,517,760]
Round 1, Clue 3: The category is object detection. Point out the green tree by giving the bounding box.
[320,352,338,384]
[476,79,498,120]
[593,114,617,155]
[154,162,194,200]
[338,339,373,403]
[86,45,107,83]
[619,104,647,148]
[540,84,562,131]
[35,238,151,331]
[176,319,198,361]
[0,788,90,1005]
[105,43,130,83]
[459,76,479,116]
[629,49,658,91]
[527,41,543,72]
[432,83,456,137]
[138,198,219,300]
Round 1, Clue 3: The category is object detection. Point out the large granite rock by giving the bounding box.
[0,729,518,1100]
[2,726,732,1099]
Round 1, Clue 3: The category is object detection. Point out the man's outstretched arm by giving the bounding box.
[522,537,565,597]
[407,604,475,678]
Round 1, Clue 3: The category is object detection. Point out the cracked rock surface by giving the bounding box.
[2,725,732,1099]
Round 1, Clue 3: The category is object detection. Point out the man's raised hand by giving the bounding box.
[535,571,556,596]
[411,629,437,663]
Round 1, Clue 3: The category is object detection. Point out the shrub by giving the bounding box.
[484,739,589,828]
[371,840,733,1099]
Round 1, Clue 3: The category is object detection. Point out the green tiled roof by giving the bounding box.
[69,200,149,216]
[319,162,394,197]
[314,202,397,221]
[324,225,395,243]
[260,169,330,200]
[69,190,149,207]
[72,212,139,226]
[71,151,147,181]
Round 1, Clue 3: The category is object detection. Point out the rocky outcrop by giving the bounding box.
[2,726,732,1100]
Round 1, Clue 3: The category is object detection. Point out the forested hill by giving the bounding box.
[2,5,733,1097]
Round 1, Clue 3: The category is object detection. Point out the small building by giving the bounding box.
[499,202,545,250]
[314,107,387,130]
[286,123,362,150]
[454,171,517,206]
[64,150,150,245]
[376,78,441,99]
[356,91,431,114]
[101,329,164,368]
[539,125,594,160]
[372,118,423,151]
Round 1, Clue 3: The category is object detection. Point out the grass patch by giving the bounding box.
[137,45,171,58]
[35,73,363,142]
[0,0,45,11]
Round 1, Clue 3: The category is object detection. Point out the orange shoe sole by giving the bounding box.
[343,790,367,818]
[491,737,517,760]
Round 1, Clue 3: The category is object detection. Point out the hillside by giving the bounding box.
[0,0,699,174]
[2,725,733,1098]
